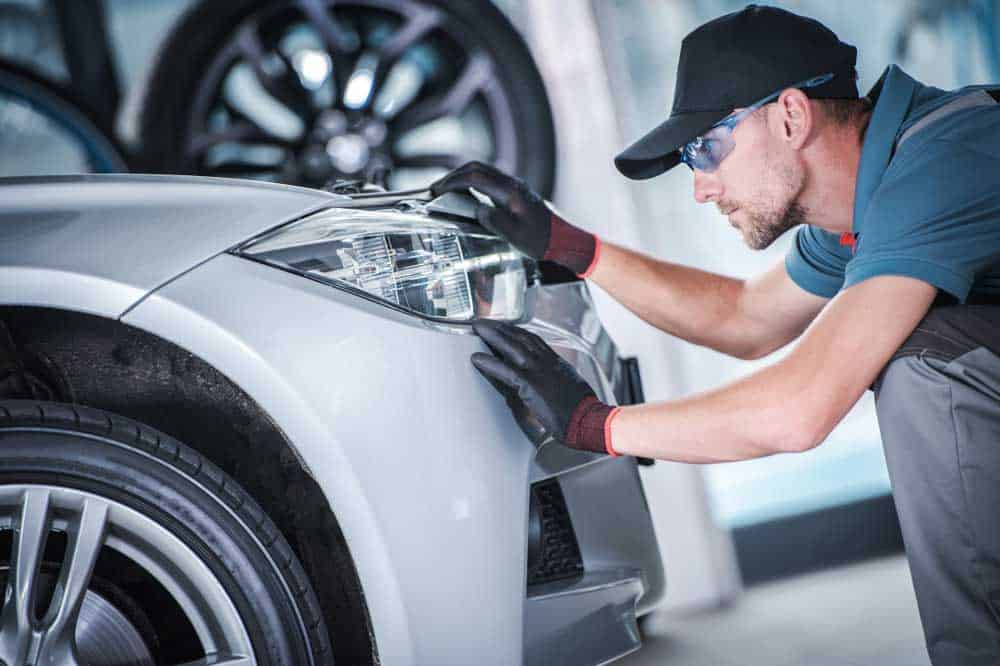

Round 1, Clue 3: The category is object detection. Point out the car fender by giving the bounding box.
[123,253,536,665]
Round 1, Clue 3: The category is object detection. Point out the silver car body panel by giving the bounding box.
[1,175,665,665]
[0,174,343,318]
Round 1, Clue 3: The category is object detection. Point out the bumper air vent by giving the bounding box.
[527,479,584,587]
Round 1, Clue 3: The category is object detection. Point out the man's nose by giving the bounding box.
[692,170,722,204]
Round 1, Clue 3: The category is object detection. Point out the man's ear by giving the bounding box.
[774,88,814,149]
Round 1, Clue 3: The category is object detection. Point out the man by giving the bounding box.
[432,5,1000,664]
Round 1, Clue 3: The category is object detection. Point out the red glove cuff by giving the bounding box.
[565,396,621,456]
[604,406,622,457]
[577,236,602,279]
[543,213,599,277]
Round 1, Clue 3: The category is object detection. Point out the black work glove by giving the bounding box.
[470,319,621,455]
[430,161,601,277]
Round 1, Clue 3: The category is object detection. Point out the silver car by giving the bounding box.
[0,173,665,665]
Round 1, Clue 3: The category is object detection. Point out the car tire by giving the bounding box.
[0,400,332,665]
[0,58,130,174]
[137,0,557,197]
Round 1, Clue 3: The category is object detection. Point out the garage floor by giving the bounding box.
[620,555,931,666]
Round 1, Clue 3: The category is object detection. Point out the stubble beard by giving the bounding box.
[743,200,807,250]
[740,159,807,250]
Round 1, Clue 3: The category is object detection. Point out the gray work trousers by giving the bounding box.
[874,305,1000,665]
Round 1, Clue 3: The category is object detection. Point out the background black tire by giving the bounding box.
[0,400,332,665]
[0,58,129,174]
[137,0,557,197]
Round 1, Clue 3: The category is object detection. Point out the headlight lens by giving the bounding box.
[235,207,531,322]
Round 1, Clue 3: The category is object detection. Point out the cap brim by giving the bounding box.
[614,109,729,180]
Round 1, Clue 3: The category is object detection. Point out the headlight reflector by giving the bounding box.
[235,207,531,322]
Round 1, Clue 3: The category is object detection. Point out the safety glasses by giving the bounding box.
[679,72,835,173]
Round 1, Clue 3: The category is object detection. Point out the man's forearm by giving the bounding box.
[589,241,761,358]
[608,358,818,462]
[605,275,938,464]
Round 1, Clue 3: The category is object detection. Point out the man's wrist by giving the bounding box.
[576,236,602,279]
[543,213,598,276]
[564,396,624,456]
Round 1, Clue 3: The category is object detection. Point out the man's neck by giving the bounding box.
[800,112,872,235]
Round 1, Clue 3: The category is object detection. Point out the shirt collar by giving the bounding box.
[853,65,919,233]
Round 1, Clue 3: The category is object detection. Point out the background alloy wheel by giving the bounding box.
[139,0,557,196]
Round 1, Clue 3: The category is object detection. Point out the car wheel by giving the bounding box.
[138,0,557,196]
[0,400,331,665]
[0,59,129,176]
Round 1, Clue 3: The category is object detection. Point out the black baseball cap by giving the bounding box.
[614,4,859,180]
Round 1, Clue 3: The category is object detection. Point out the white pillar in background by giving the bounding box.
[519,0,742,612]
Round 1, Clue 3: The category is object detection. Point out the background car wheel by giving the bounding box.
[138,0,557,196]
[0,400,331,665]
[0,58,129,176]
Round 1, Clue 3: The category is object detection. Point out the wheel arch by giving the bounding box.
[0,305,378,664]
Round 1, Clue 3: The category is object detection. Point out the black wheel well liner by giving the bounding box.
[0,305,377,664]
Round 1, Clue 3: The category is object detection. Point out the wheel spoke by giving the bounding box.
[187,121,294,158]
[0,489,50,639]
[237,21,313,119]
[378,5,441,63]
[42,497,108,639]
[390,52,492,134]
[363,6,442,111]
[294,0,357,98]
[296,0,359,53]
[0,490,51,663]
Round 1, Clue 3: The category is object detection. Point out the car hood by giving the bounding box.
[0,174,346,317]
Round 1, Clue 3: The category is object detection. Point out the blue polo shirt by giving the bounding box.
[785,65,1000,302]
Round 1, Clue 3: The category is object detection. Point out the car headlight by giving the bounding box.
[235,207,532,322]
